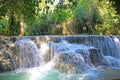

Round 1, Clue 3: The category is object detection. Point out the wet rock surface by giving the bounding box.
[89,48,108,66]
[0,37,16,72]
[55,52,88,73]
[0,37,42,72]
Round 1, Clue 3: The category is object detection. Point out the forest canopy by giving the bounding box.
[0,0,120,36]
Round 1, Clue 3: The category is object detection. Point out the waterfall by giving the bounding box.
[1,35,120,76]
[46,40,120,74]
[37,35,120,74]
[1,35,120,80]
[10,36,120,72]
[57,35,120,58]
[13,37,44,69]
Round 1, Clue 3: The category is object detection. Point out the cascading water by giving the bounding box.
[0,35,120,80]
[13,38,44,69]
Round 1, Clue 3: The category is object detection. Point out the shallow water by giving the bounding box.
[0,68,115,80]
[1,65,120,80]
[0,68,100,80]
[1,56,120,80]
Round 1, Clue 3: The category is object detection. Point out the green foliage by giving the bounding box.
[25,2,72,35]
[73,0,100,34]
[109,0,120,14]
[95,0,120,35]
[0,0,120,36]
[0,0,39,36]
[25,13,51,35]
[0,18,9,35]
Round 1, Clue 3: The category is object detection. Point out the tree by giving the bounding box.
[72,0,99,34]
[95,0,120,35]
[0,0,39,36]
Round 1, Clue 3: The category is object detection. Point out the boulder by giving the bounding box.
[89,48,108,66]
[55,52,88,74]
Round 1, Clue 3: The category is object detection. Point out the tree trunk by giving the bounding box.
[20,14,24,36]
[9,13,15,36]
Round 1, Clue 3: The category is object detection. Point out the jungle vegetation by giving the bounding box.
[0,0,120,36]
